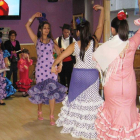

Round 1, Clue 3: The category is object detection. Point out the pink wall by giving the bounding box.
[0,0,73,43]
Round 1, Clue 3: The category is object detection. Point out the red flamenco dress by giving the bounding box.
[16,58,33,92]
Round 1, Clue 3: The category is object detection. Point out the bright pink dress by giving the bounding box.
[95,29,140,140]
[16,58,33,92]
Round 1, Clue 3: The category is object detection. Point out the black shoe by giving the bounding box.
[0,102,6,105]
[22,93,28,97]
[5,96,10,99]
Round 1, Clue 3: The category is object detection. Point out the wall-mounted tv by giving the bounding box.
[0,0,21,20]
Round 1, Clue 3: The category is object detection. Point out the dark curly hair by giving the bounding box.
[9,30,17,38]
[37,21,53,40]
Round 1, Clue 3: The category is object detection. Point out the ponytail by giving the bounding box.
[118,20,129,41]
[111,17,129,41]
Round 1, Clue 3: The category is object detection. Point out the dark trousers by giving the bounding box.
[59,61,73,88]
[6,62,18,88]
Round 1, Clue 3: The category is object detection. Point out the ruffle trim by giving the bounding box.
[0,76,7,100]
[95,104,140,140]
[5,78,16,97]
[28,78,67,104]
[3,50,10,58]
[56,90,104,140]
[16,78,32,91]
[16,78,32,86]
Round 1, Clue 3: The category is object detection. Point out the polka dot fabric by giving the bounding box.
[35,39,57,84]
[28,40,67,105]
[74,40,97,69]
[56,41,104,139]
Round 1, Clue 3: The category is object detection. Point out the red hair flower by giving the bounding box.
[117,10,128,20]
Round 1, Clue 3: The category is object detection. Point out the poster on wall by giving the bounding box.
[0,0,20,16]
[0,27,10,43]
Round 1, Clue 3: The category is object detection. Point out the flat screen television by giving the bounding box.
[0,0,21,20]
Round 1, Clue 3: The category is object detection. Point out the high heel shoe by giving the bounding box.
[50,115,55,125]
[38,111,44,120]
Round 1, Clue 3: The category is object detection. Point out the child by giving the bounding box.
[16,49,33,97]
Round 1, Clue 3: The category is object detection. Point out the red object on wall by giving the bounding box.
[0,0,9,16]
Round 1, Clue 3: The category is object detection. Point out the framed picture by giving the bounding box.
[73,13,84,29]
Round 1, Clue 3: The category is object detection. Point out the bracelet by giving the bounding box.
[29,18,33,22]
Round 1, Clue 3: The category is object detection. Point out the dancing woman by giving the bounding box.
[51,5,104,139]
[25,12,67,125]
[93,9,140,139]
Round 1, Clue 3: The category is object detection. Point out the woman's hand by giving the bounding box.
[51,66,58,75]
[60,48,65,52]
[93,5,103,11]
[57,65,62,73]
[33,12,42,18]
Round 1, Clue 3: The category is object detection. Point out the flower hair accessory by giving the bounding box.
[117,10,128,20]
[76,17,86,26]
[38,13,48,23]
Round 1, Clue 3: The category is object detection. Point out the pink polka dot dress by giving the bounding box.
[95,29,140,140]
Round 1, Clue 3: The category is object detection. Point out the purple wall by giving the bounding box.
[0,0,73,43]
[73,0,85,15]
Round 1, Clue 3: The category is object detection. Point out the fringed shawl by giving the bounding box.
[93,35,129,86]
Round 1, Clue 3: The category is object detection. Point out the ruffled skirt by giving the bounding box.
[0,74,7,100]
[56,69,104,140]
[95,103,140,140]
[5,78,16,97]
[28,78,67,105]
[16,78,32,92]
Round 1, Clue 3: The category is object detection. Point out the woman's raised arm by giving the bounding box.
[25,12,42,45]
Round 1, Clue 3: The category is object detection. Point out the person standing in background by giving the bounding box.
[56,24,76,88]
[4,30,21,89]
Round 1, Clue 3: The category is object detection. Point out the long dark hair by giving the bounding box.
[37,21,53,40]
[76,21,95,61]
[111,17,129,41]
